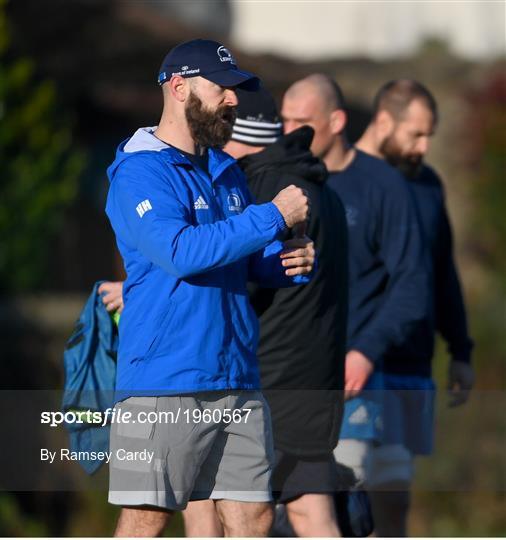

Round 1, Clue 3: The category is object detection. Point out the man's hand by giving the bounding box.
[447,360,474,407]
[272,185,310,228]
[280,236,315,276]
[98,281,124,314]
[345,350,374,400]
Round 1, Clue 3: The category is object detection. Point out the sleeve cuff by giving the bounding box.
[449,339,473,364]
[264,202,287,233]
[348,340,382,367]
[451,352,472,365]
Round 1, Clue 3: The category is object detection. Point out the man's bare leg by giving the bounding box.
[114,506,172,537]
[215,500,273,537]
[183,500,224,537]
[286,494,340,537]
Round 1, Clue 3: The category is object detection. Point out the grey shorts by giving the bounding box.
[108,391,274,511]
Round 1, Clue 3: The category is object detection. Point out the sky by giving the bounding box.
[231,1,506,60]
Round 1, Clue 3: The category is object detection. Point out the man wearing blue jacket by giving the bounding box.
[104,39,314,537]
[356,79,474,536]
[281,74,431,534]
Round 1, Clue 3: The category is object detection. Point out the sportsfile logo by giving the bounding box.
[136,199,152,218]
[194,195,209,210]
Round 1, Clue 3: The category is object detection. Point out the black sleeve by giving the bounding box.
[247,170,324,311]
[248,168,325,242]
[434,189,474,363]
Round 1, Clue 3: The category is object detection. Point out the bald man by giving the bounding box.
[282,74,431,535]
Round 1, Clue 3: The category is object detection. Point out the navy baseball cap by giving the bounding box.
[158,39,259,90]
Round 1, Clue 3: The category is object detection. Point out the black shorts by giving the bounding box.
[271,449,354,503]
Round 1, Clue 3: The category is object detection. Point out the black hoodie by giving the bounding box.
[240,126,348,457]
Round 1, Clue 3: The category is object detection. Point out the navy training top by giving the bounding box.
[401,164,473,374]
[327,150,432,376]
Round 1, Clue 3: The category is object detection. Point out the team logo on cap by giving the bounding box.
[217,45,235,64]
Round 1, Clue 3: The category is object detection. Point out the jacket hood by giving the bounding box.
[107,126,236,183]
[107,127,170,182]
[239,126,327,185]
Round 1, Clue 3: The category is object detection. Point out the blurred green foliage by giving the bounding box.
[0,0,84,292]
[411,74,506,536]
[0,490,185,537]
[0,493,49,536]
[466,76,506,388]
[475,101,506,284]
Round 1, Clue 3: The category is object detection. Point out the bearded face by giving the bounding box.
[379,133,423,179]
[185,90,237,148]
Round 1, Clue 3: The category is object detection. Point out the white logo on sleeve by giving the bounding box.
[136,199,152,218]
[348,405,369,425]
[194,195,209,210]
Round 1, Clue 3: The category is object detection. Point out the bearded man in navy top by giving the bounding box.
[355,79,474,536]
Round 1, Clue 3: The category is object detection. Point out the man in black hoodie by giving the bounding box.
[182,87,349,537]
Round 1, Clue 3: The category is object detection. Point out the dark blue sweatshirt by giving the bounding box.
[404,165,473,372]
[327,150,431,375]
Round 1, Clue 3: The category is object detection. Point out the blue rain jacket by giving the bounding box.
[106,128,293,401]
